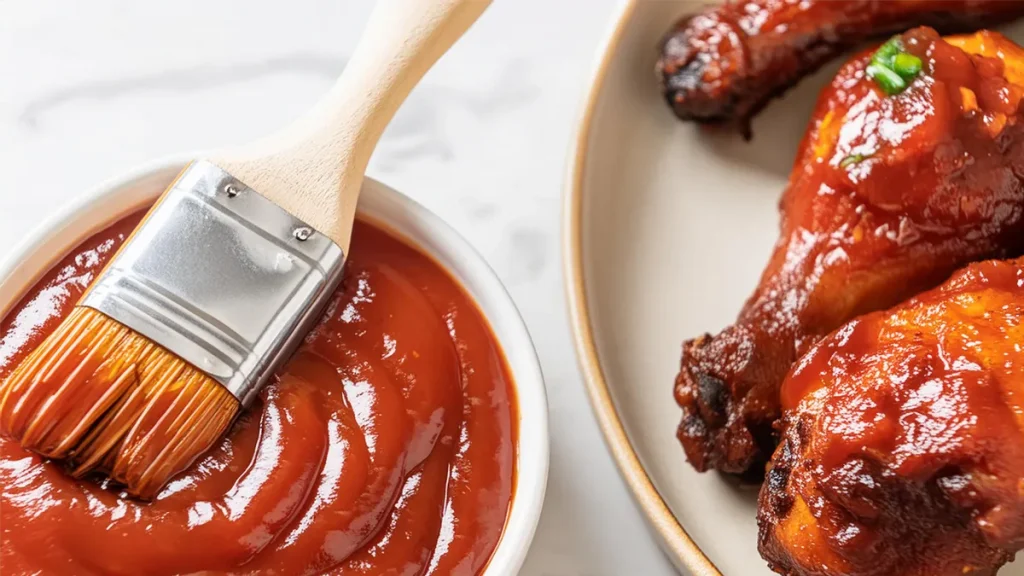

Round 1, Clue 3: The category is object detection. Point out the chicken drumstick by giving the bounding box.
[658,0,1024,133]
[758,255,1024,576]
[676,28,1024,476]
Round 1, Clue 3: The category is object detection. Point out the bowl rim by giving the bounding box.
[561,1,722,575]
[0,154,548,576]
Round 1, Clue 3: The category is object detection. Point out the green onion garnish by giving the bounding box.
[892,53,923,79]
[867,63,907,95]
[871,37,902,68]
[866,36,922,96]
[840,153,870,168]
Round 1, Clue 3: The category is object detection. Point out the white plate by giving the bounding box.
[564,2,1024,575]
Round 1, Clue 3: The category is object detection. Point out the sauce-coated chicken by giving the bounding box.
[675,29,1024,476]
[658,0,1024,134]
[758,255,1024,576]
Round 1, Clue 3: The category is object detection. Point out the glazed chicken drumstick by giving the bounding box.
[758,255,1024,576]
[658,0,1024,132]
[675,28,1024,476]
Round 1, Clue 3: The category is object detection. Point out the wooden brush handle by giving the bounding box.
[209,0,491,252]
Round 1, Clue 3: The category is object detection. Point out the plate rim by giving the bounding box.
[562,1,723,574]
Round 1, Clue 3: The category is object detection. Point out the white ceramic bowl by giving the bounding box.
[0,156,548,576]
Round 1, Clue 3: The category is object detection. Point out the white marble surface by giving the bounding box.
[1,1,678,575]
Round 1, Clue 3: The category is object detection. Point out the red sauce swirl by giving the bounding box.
[0,214,517,575]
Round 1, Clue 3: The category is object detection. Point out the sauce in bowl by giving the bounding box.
[0,214,517,575]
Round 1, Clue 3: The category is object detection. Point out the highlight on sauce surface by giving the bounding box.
[0,213,518,576]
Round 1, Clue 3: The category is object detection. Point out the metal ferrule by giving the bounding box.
[82,160,346,407]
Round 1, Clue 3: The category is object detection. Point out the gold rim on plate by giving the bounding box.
[562,1,722,574]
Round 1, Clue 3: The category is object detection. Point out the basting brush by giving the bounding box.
[0,0,490,499]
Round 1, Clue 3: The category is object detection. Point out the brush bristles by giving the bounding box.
[0,307,240,499]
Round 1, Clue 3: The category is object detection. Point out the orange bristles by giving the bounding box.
[0,306,239,499]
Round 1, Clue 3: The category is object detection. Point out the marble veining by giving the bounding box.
[20,54,347,127]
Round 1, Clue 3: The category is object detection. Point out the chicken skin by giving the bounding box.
[758,256,1024,576]
[675,29,1024,476]
[658,0,1024,133]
